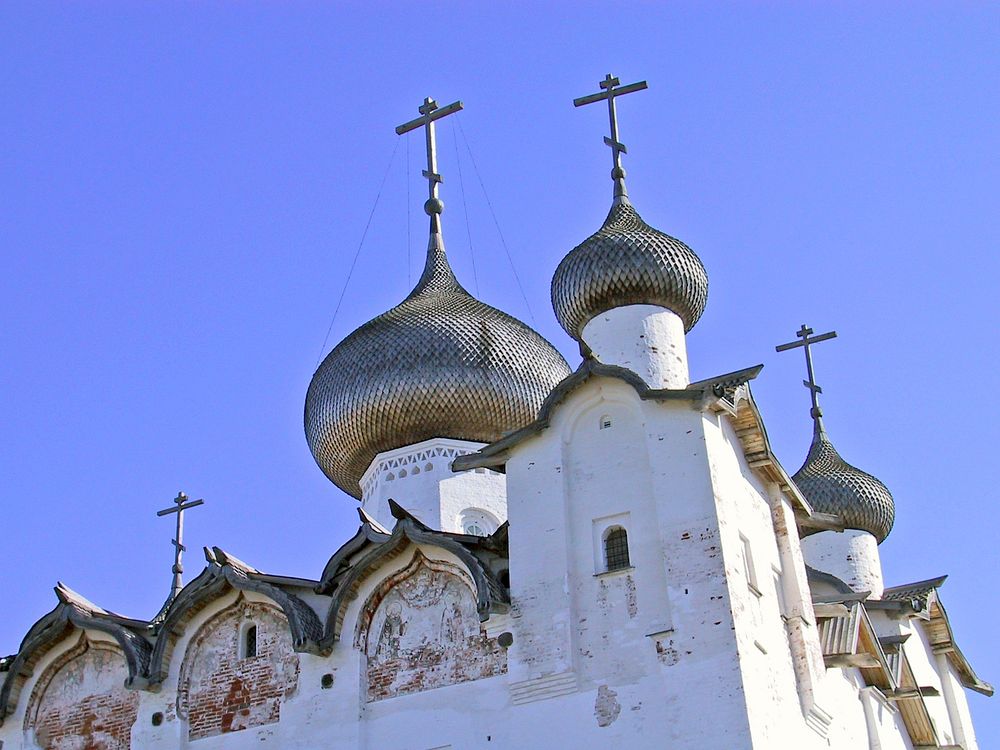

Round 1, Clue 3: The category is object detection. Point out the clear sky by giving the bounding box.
[2,1,998,742]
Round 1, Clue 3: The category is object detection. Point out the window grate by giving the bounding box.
[244,625,258,658]
[604,528,630,571]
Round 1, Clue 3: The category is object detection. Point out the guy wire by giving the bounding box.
[315,138,401,368]
[456,119,535,323]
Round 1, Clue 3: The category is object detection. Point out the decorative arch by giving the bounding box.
[0,584,151,724]
[353,550,507,703]
[321,505,509,651]
[561,386,643,446]
[176,596,299,742]
[23,633,139,749]
[147,547,322,687]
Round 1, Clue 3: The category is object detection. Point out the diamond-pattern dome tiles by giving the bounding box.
[793,430,895,543]
[551,197,709,341]
[305,241,571,499]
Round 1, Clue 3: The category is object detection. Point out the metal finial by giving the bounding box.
[776,324,838,434]
[396,97,464,234]
[574,74,648,199]
[153,490,205,619]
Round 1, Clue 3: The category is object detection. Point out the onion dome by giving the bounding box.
[551,195,709,340]
[305,230,571,499]
[793,424,895,543]
[777,325,894,543]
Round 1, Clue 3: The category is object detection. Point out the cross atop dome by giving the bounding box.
[396,97,463,232]
[574,74,648,198]
[776,324,838,434]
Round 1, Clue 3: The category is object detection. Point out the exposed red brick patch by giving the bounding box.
[24,636,138,750]
[177,599,299,741]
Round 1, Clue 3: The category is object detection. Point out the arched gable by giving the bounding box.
[147,547,322,687]
[23,633,139,750]
[321,506,509,650]
[354,550,507,703]
[0,584,151,724]
[176,596,299,741]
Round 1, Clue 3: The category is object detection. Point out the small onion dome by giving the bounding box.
[793,427,895,543]
[305,237,571,499]
[551,196,709,341]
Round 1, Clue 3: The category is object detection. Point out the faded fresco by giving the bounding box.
[360,554,506,702]
[177,599,299,741]
[24,638,139,750]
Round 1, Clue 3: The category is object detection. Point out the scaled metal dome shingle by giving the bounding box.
[305,238,571,499]
[793,427,895,543]
[551,196,709,341]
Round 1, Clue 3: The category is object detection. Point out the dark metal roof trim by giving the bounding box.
[319,501,509,652]
[0,583,153,723]
[806,565,856,596]
[145,548,325,687]
[452,359,758,472]
[882,576,949,603]
[317,511,393,594]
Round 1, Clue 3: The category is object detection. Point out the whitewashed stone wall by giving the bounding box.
[0,379,986,749]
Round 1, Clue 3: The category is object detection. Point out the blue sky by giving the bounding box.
[2,1,997,741]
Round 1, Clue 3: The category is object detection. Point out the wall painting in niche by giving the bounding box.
[357,551,507,703]
[23,635,139,750]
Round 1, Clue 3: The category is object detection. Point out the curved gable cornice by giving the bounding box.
[317,509,392,594]
[319,501,509,653]
[452,359,756,471]
[0,583,152,724]
[146,547,324,687]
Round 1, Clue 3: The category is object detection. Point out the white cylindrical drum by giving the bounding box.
[582,304,690,389]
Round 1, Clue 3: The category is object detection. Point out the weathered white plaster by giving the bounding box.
[801,529,885,598]
[581,304,689,388]
[359,437,507,533]
[0,356,989,750]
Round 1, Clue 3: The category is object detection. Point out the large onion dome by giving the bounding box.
[551,195,709,341]
[793,425,895,543]
[305,233,571,499]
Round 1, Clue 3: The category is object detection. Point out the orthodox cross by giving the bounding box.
[574,73,648,198]
[156,491,205,603]
[775,324,838,431]
[396,97,464,228]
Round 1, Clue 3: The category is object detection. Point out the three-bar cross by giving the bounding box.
[156,491,205,603]
[574,74,648,197]
[396,97,464,227]
[775,324,838,429]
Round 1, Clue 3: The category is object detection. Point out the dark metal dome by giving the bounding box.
[793,427,895,543]
[551,196,709,341]
[305,235,571,499]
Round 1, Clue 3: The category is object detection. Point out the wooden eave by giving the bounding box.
[720,384,813,517]
[926,597,994,697]
[449,359,813,518]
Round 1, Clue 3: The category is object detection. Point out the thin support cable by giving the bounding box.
[406,134,412,287]
[451,120,479,296]
[456,119,535,323]
[315,139,401,367]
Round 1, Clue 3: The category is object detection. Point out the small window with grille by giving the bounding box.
[603,527,630,572]
[243,625,258,659]
[459,508,499,537]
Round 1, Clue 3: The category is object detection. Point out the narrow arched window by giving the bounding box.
[244,625,258,658]
[604,527,630,571]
